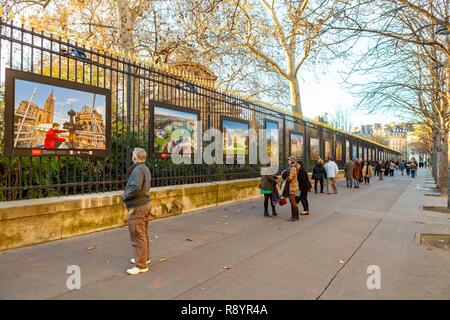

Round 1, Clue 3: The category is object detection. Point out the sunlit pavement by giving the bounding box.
[1,168,449,299]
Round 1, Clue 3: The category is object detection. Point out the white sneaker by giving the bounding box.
[130,257,151,265]
[126,267,149,275]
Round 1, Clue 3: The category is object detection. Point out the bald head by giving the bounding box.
[132,148,147,164]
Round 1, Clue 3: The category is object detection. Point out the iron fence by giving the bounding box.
[0,19,401,201]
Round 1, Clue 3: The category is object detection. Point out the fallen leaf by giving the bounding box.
[106,260,111,264]
[215,221,220,224]
[153,235,159,239]
[339,260,345,264]
[427,248,433,251]
[186,238,193,241]
[415,221,425,224]
[223,215,228,218]
[224,208,228,211]
[224,222,229,225]
[237,210,241,212]
[223,266,232,270]
[159,257,167,262]
[87,246,96,250]
[438,240,445,243]
[278,228,282,230]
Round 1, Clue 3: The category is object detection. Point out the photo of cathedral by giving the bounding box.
[13,78,107,150]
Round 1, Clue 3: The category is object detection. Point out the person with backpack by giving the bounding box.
[410,161,418,178]
[296,160,312,215]
[312,159,326,194]
[259,167,278,217]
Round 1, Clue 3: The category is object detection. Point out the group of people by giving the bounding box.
[258,156,422,223]
[343,158,373,188]
[259,156,339,221]
[399,160,419,178]
[121,146,422,276]
[373,159,419,178]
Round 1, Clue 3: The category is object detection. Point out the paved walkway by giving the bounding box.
[1,169,449,299]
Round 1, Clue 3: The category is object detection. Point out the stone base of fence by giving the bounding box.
[0,171,344,252]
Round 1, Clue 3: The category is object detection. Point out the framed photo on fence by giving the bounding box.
[4,68,111,157]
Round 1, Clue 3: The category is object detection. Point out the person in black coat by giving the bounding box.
[296,160,312,215]
[312,159,326,194]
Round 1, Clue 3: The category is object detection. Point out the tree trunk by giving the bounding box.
[115,0,134,52]
[436,130,442,188]
[445,44,450,209]
[288,76,302,115]
[439,128,448,196]
[432,128,438,181]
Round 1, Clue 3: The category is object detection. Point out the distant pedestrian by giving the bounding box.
[389,161,395,176]
[282,156,299,221]
[297,160,312,215]
[259,167,278,217]
[410,161,418,178]
[312,159,326,194]
[353,158,362,188]
[344,158,355,188]
[384,161,390,176]
[324,157,339,194]
[406,161,411,176]
[375,161,382,177]
[362,161,373,184]
[123,148,152,275]
[399,160,406,175]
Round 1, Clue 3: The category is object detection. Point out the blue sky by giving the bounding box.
[299,58,400,128]
[223,119,249,132]
[154,106,197,121]
[15,79,106,125]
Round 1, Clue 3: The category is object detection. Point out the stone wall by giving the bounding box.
[0,171,344,252]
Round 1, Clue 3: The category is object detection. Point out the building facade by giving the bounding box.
[352,122,414,160]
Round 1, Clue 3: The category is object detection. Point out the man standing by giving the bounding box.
[324,157,339,194]
[344,158,354,188]
[123,148,152,275]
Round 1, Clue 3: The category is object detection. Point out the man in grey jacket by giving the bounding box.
[123,148,152,275]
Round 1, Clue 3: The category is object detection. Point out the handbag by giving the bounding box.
[279,198,288,206]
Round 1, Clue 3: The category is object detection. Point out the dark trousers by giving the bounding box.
[128,204,150,269]
[299,190,309,212]
[314,178,324,193]
[364,176,370,184]
[289,194,299,219]
[264,193,275,211]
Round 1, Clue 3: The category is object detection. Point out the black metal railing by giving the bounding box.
[0,19,401,201]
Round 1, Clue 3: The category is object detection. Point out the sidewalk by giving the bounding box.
[0,169,449,299]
